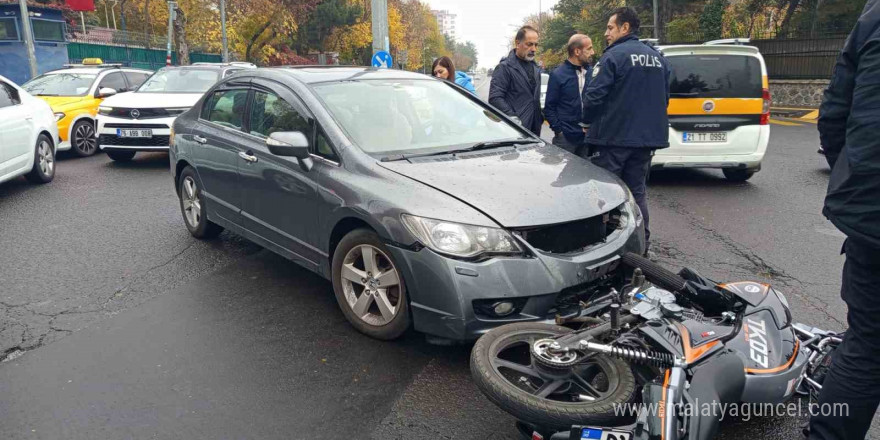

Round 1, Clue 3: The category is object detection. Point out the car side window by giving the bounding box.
[248,90,310,138]
[314,127,339,162]
[124,72,151,90]
[0,81,20,108]
[205,89,249,131]
[98,72,127,93]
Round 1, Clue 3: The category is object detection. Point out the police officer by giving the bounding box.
[489,26,543,135]
[582,7,669,251]
[808,1,880,439]
[545,34,594,155]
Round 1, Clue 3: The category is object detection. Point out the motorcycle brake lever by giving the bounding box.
[718,302,746,345]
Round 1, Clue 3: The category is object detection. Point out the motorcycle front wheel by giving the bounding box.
[470,322,637,429]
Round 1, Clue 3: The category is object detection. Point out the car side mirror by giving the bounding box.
[97,87,117,98]
[267,131,313,171]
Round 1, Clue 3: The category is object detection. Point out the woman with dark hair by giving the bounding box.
[432,56,476,95]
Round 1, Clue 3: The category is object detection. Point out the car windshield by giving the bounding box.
[137,68,219,93]
[22,73,97,96]
[312,79,527,156]
[667,54,762,98]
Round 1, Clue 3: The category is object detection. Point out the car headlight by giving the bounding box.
[54,112,65,121]
[402,214,523,258]
[98,106,113,116]
[622,188,643,228]
[167,107,189,116]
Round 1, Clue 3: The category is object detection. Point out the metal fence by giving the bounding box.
[751,36,847,80]
[64,25,221,70]
[662,26,849,80]
[68,42,221,70]
[66,26,215,53]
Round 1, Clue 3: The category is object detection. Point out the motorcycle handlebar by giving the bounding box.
[621,252,687,292]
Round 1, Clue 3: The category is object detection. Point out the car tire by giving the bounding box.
[24,134,55,184]
[331,228,410,340]
[177,166,223,239]
[70,120,99,157]
[723,169,755,182]
[107,150,136,162]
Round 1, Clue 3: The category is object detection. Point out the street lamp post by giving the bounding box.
[371,0,388,56]
[653,0,659,39]
[220,0,228,62]
[17,0,38,79]
[165,0,175,66]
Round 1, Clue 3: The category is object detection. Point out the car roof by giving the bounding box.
[190,62,257,69]
[43,67,151,75]
[260,66,432,85]
[658,44,762,56]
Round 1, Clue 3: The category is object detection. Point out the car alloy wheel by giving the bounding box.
[340,244,402,326]
[38,139,54,177]
[73,121,97,156]
[181,176,202,228]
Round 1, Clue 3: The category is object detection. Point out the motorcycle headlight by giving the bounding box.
[402,214,523,258]
[97,106,113,116]
[54,112,65,121]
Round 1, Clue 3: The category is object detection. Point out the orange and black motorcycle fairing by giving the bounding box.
[470,253,841,440]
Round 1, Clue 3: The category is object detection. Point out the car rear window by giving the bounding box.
[667,55,762,99]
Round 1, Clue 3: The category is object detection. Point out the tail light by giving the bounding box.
[760,88,771,125]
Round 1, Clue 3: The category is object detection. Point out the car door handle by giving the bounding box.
[238,151,258,163]
[193,135,207,144]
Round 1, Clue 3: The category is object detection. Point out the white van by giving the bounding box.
[655,39,771,181]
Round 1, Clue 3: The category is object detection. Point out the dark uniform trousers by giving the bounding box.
[552,133,585,156]
[588,145,653,243]
[810,238,880,440]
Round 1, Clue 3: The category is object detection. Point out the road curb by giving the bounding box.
[772,107,818,120]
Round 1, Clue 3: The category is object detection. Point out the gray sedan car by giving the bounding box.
[169,66,645,342]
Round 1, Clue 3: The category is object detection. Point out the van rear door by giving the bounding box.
[666,53,765,155]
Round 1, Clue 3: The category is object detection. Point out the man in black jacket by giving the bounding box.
[582,7,670,248]
[489,26,543,134]
[809,1,880,439]
[545,34,594,154]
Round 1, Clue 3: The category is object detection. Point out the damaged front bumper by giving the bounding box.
[387,218,646,341]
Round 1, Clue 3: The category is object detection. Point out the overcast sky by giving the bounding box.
[423,0,560,69]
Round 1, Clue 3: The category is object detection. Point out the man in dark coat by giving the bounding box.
[808,1,880,439]
[545,34,594,155]
[489,25,543,134]
[582,7,670,249]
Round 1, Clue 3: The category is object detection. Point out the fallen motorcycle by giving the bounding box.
[470,253,841,440]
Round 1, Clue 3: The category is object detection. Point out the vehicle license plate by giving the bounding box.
[579,427,633,440]
[117,129,152,138]
[682,132,726,143]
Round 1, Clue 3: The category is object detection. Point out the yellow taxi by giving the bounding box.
[655,39,771,182]
[21,59,152,156]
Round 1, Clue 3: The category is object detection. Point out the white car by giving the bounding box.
[654,40,771,182]
[97,63,254,162]
[0,75,59,186]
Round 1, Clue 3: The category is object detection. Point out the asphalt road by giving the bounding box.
[1,76,873,439]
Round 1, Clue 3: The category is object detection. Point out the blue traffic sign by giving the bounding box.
[371,51,393,69]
